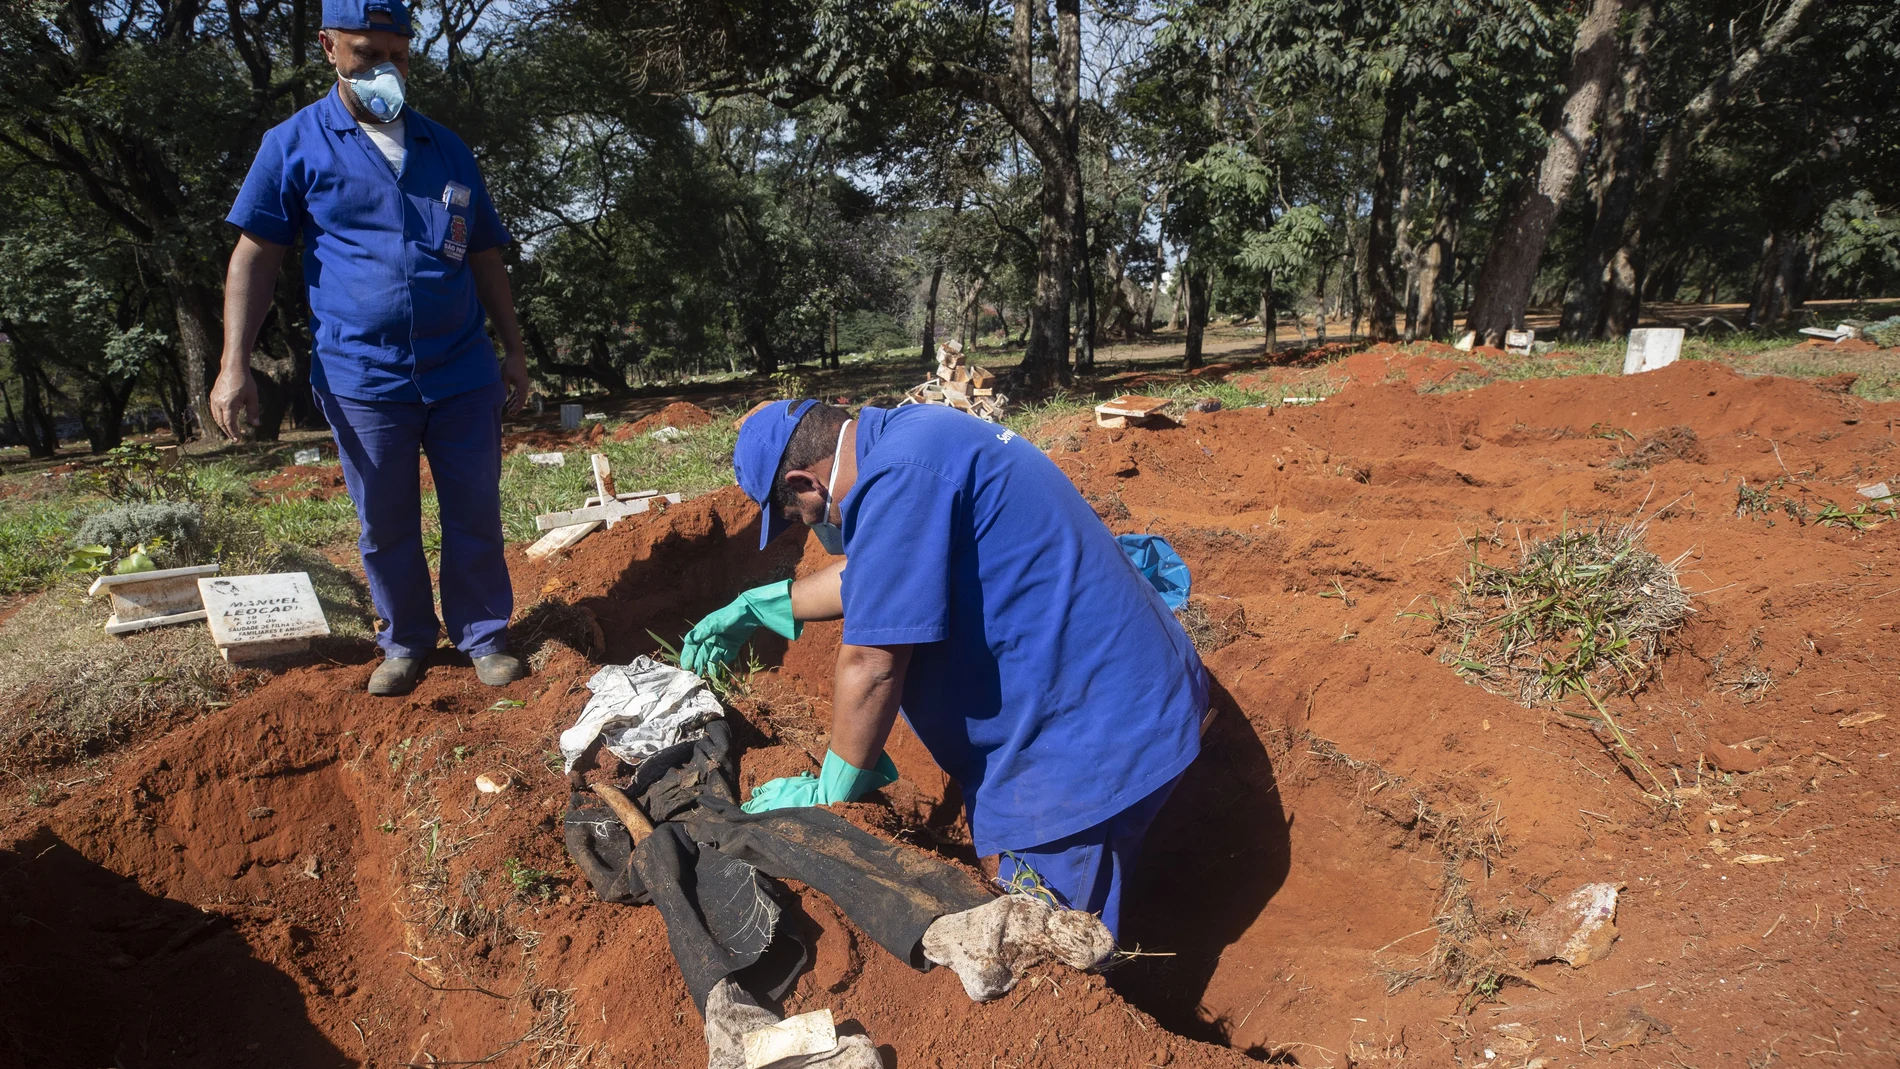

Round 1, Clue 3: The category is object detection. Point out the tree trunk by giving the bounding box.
[1365,82,1409,342]
[1257,270,1277,354]
[1466,0,1629,346]
[1562,0,1655,340]
[1026,164,1077,388]
[1183,266,1209,370]
[1414,186,1455,343]
[166,273,221,443]
[1747,230,1801,327]
[921,262,944,363]
[0,381,20,447]
[6,335,60,458]
[1146,187,1169,333]
[1597,0,1820,333]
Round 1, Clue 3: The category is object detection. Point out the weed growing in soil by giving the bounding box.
[1438,523,1690,706]
[504,857,554,901]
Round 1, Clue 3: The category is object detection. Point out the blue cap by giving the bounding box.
[322,0,413,36]
[734,400,818,549]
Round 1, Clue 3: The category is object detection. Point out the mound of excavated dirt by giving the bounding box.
[5,360,1898,1067]
[616,401,714,440]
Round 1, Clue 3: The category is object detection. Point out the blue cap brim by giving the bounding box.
[734,399,819,551]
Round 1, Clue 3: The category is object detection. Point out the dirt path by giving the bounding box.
[4,354,1898,1067]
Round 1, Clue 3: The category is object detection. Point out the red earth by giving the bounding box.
[4,355,1899,1067]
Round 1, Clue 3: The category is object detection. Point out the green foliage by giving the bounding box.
[72,501,203,559]
[502,857,554,901]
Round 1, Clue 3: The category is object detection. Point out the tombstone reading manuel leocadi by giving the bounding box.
[197,572,331,663]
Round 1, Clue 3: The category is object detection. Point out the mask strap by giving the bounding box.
[823,420,853,526]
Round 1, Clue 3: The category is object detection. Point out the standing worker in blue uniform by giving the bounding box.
[679,400,1208,940]
[211,0,527,697]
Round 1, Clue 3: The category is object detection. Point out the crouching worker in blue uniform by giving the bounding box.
[680,400,1209,942]
[211,0,528,697]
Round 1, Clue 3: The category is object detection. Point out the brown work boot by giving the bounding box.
[921,894,1115,1001]
[367,656,425,696]
[473,652,524,687]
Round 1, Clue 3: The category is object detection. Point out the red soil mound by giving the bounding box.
[6,359,1898,1066]
[615,401,714,440]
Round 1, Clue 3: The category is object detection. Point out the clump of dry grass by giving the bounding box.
[1438,522,1690,706]
[513,598,603,672]
[1176,599,1247,654]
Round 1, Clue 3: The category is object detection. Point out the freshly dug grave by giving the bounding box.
[5,358,1899,1068]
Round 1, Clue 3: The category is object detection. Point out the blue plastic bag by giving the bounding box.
[1116,533,1191,611]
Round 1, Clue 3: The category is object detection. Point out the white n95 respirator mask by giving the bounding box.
[347,62,406,121]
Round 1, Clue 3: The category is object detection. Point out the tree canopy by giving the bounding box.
[2,0,1894,452]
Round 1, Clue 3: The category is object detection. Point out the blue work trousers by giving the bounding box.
[315,380,512,660]
[995,771,1182,940]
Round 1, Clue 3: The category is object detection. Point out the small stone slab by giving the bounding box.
[1622,327,1684,374]
[1504,328,1536,355]
[198,573,330,662]
[89,563,221,634]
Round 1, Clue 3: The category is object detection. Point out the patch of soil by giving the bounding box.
[616,401,714,440]
[6,358,1899,1067]
[250,464,349,500]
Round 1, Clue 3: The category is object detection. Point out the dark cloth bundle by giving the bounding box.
[564,721,992,1011]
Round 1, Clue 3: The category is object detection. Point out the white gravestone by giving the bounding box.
[1622,327,1684,374]
[1504,328,1535,355]
[198,573,330,663]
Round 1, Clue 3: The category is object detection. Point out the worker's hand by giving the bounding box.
[679,579,801,675]
[208,363,261,441]
[501,350,530,416]
[741,750,898,813]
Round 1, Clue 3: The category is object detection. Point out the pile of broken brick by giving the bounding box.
[898,340,1008,422]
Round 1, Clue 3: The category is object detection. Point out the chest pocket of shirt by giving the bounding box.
[407,194,467,266]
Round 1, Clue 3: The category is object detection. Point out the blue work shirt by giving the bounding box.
[838,405,1207,857]
[226,86,511,403]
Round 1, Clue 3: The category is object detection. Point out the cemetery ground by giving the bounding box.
[2,319,1900,1067]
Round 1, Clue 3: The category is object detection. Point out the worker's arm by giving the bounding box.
[468,247,530,415]
[790,559,845,621]
[679,559,846,674]
[827,641,911,769]
[209,231,288,439]
[741,641,909,812]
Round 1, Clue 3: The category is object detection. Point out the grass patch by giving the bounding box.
[0,582,257,765]
[250,488,361,547]
[1433,522,1690,706]
[0,505,79,596]
[498,418,740,542]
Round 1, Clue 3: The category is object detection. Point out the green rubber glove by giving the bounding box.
[741,750,900,813]
[679,579,802,676]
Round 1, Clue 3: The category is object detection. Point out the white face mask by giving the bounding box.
[347,61,406,121]
[810,420,852,555]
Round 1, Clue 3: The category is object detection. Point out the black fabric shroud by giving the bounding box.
[563,720,992,1013]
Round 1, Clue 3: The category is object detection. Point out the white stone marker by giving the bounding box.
[1622,327,1684,374]
[90,562,222,635]
[197,572,331,663]
[1504,328,1535,355]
